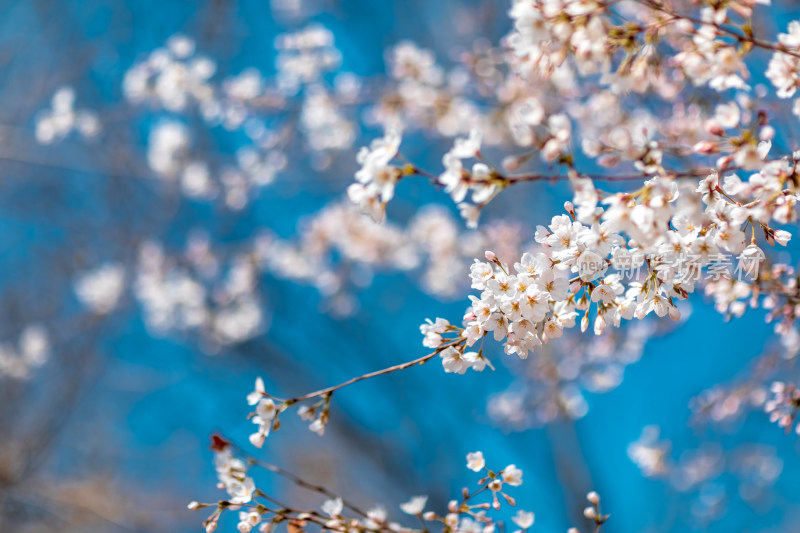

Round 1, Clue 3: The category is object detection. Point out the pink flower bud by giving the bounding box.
[730,2,752,18]
[773,229,791,246]
[716,154,734,169]
[597,154,620,168]
[693,141,717,154]
[706,119,725,136]
[485,250,497,262]
[593,314,606,335]
[502,156,522,172]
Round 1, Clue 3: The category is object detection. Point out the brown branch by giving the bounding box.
[284,338,465,404]
[502,167,714,183]
[633,0,800,60]
[249,458,370,519]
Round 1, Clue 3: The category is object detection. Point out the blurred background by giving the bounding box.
[0,1,799,532]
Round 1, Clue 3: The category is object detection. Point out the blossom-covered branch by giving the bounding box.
[191,435,539,533]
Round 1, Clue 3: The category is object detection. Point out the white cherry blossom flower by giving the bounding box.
[322,497,343,517]
[400,496,428,515]
[466,451,485,472]
[512,510,535,530]
[502,464,523,486]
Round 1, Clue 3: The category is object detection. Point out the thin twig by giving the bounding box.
[284,338,465,404]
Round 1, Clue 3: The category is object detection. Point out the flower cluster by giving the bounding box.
[464,451,524,510]
[114,27,358,211]
[420,318,490,375]
[765,381,800,435]
[487,321,662,428]
[35,86,100,145]
[423,219,686,369]
[626,426,783,523]
[347,129,404,222]
[689,333,800,428]
[400,152,800,365]
[213,438,256,505]
[0,326,49,380]
[245,378,331,447]
[766,21,800,99]
[144,119,288,209]
[123,34,214,111]
[193,442,532,533]
[259,200,528,316]
[366,41,483,137]
[133,238,265,350]
[247,378,280,447]
[627,425,671,478]
[672,17,748,92]
[505,0,776,95]
[199,437,258,533]
[507,0,611,79]
[439,129,503,228]
[274,24,341,91]
[569,491,608,533]
[74,263,126,315]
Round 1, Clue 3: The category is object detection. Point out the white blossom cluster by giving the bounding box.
[122,26,352,136]
[347,129,404,222]
[123,34,215,112]
[0,325,49,380]
[487,321,660,428]
[766,21,800,99]
[35,86,100,145]
[212,441,256,507]
[365,41,485,137]
[627,426,783,522]
[74,263,126,314]
[506,0,767,94]
[765,381,800,434]
[70,238,265,352]
[146,120,191,178]
[257,201,526,317]
[133,238,265,350]
[145,120,288,209]
[299,86,356,152]
[688,331,800,430]
[409,154,800,371]
[196,442,534,533]
[67,199,526,358]
[422,243,648,371]
[691,380,769,427]
[571,491,608,533]
[274,24,341,91]
[113,27,362,212]
[627,425,671,478]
